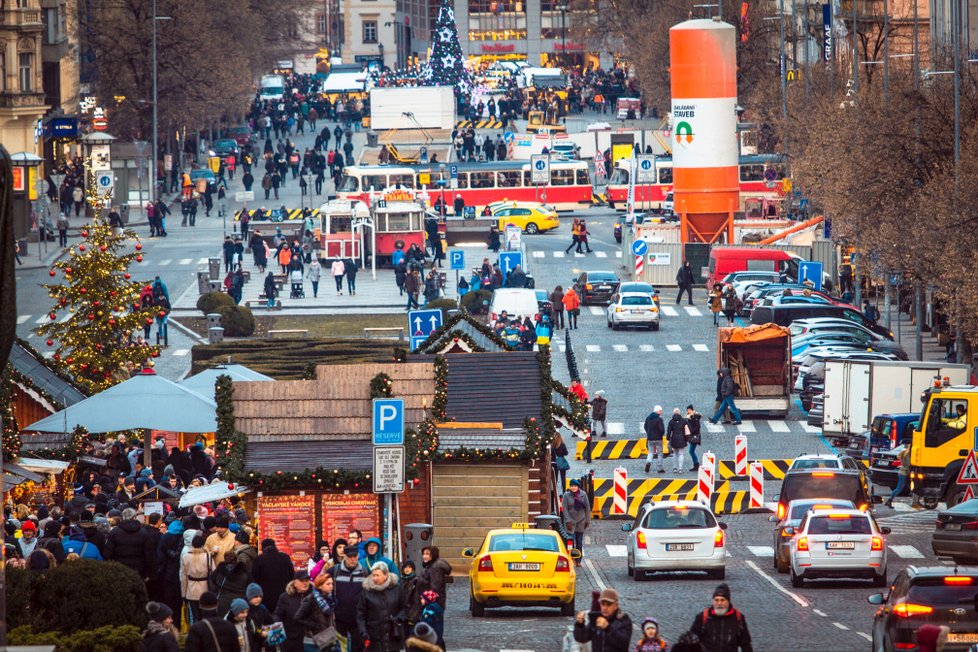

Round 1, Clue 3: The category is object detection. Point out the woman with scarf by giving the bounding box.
[295,571,340,651]
[561,479,591,566]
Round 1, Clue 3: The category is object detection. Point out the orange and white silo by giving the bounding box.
[670,18,739,244]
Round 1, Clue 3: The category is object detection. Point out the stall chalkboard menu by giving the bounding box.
[258,494,315,569]
[321,493,379,546]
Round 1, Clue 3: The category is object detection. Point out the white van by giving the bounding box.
[489,289,539,323]
[259,75,285,101]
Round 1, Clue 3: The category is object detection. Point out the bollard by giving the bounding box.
[208,257,221,280]
[197,271,210,295]
[698,452,715,506]
[734,435,748,476]
[613,466,628,515]
[208,326,224,344]
[749,462,764,509]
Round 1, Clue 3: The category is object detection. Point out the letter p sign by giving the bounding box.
[372,399,405,446]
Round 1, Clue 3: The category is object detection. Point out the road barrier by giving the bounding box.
[749,462,764,510]
[734,435,748,476]
[589,477,754,518]
[613,467,627,515]
[455,119,504,129]
[698,452,715,506]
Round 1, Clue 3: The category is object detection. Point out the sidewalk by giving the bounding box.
[888,303,949,363]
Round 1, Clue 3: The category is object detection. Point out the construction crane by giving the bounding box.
[378,112,433,164]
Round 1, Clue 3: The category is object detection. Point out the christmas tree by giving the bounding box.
[36,162,158,394]
[1,370,21,461]
[423,0,474,99]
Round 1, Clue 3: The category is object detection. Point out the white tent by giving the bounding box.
[322,72,368,93]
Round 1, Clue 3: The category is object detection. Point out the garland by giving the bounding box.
[551,378,591,433]
[431,356,449,421]
[393,347,407,363]
[369,373,394,398]
[406,419,438,476]
[27,425,91,461]
[418,312,509,352]
[2,370,22,460]
[215,375,248,480]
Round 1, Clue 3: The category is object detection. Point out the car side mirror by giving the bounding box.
[569,548,582,559]
[881,526,891,535]
[867,593,886,605]
[783,526,795,535]
[769,515,778,523]
[621,523,632,532]
[718,522,728,530]
[462,548,475,558]
[774,493,781,501]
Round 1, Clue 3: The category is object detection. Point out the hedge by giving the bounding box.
[218,305,256,336]
[29,559,148,633]
[460,289,492,315]
[191,338,404,379]
[196,291,235,315]
[9,625,142,652]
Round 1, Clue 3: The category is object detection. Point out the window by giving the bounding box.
[740,164,765,182]
[550,168,574,186]
[19,52,33,92]
[389,174,414,188]
[924,398,970,448]
[44,7,67,45]
[363,20,378,43]
[316,13,327,34]
[363,174,387,190]
[0,50,6,92]
[643,507,715,529]
[576,168,590,185]
[488,533,558,552]
[470,171,494,188]
[658,167,673,183]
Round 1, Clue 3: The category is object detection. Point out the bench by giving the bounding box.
[267,329,308,339]
[245,300,282,310]
[363,327,405,340]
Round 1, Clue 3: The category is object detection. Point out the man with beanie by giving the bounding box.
[17,520,38,558]
[143,601,180,652]
[244,583,277,652]
[66,483,89,515]
[689,584,753,652]
[643,405,666,474]
[252,538,294,612]
[184,591,241,652]
[330,545,367,651]
[574,588,632,651]
[686,404,703,472]
[233,530,258,572]
[206,515,236,563]
[158,517,186,627]
[37,520,66,563]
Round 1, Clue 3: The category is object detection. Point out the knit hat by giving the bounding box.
[598,588,619,604]
[712,583,731,601]
[43,521,61,537]
[37,505,49,520]
[261,538,276,549]
[202,516,216,530]
[642,617,659,633]
[146,601,173,623]
[294,570,310,581]
[107,509,122,518]
[80,511,94,523]
[199,592,219,609]
[412,622,438,645]
[246,583,263,600]
[72,483,85,495]
[235,530,250,544]
[235,508,248,523]
[229,598,249,615]
[421,590,439,604]
[21,520,36,533]
[214,515,230,529]
[192,535,206,548]
[569,479,580,487]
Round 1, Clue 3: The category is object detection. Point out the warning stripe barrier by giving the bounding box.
[233,209,320,222]
[591,192,607,205]
[455,119,504,129]
[590,478,752,518]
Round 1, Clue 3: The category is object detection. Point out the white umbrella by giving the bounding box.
[179,480,251,508]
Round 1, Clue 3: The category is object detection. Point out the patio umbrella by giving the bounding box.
[178,364,273,398]
[24,368,217,434]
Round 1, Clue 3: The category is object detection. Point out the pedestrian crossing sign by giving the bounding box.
[957,450,978,485]
[965,486,977,502]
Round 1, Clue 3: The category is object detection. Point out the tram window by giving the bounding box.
[329,216,353,232]
[385,213,411,231]
[337,175,359,192]
[576,169,591,184]
[497,171,521,187]
[454,173,468,189]
[551,169,574,186]
[657,167,673,183]
[740,165,765,182]
[389,174,414,188]
[364,174,387,191]
[470,171,495,188]
[523,170,532,186]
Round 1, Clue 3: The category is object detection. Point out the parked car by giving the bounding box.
[933,499,978,564]
[770,498,855,573]
[607,292,660,331]
[788,508,889,587]
[616,281,661,307]
[228,126,252,147]
[622,501,727,580]
[751,304,894,340]
[573,271,620,305]
[212,138,239,159]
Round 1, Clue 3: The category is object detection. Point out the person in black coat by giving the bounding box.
[143,513,164,600]
[169,447,193,486]
[36,520,66,564]
[252,539,295,612]
[331,545,367,651]
[141,602,180,652]
[158,518,188,628]
[574,588,632,652]
[105,510,151,577]
[357,561,407,652]
[209,551,252,617]
[675,260,695,306]
[189,443,212,479]
[689,583,753,652]
[244,583,278,652]
[274,573,312,652]
[184,592,242,652]
[666,408,689,474]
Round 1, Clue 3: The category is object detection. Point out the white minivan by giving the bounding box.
[259,74,285,101]
[489,289,539,323]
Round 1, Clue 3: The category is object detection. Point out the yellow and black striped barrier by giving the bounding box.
[455,119,504,129]
[591,192,607,206]
[716,459,792,481]
[233,208,320,222]
[574,439,649,461]
[590,478,752,518]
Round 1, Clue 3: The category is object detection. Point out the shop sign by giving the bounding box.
[554,42,584,51]
[384,190,414,202]
[482,43,516,53]
[321,493,379,545]
[257,494,316,570]
[11,166,24,192]
[47,117,79,139]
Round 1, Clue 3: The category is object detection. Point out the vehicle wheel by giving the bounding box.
[945,484,967,507]
[922,496,939,510]
[773,553,779,570]
[873,568,888,587]
[627,558,634,576]
[776,554,789,574]
[632,569,645,582]
[469,595,485,617]
[561,597,576,617]
[612,322,620,331]
[709,568,726,580]
[652,322,659,331]
[790,569,804,588]
[525,223,539,235]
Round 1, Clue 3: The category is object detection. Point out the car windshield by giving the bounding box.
[781,473,864,504]
[808,515,872,535]
[792,459,840,469]
[644,507,716,529]
[622,296,652,306]
[488,533,559,552]
[621,283,654,293]
[589,273,618,282]
[907,581,978,604]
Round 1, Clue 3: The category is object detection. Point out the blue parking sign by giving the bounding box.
[449,249,465,270]
[798,261,823,291]
[372,399,405,445]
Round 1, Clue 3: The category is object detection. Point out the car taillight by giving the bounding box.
[797,537,809,551]
[777,503,786,520]
[637,531,647,550]
[890,459,901,468]
[555,556,570,572]
[892,603,934,618]
[812,471,836,477]
[714,529,724,548]
[871,536,883,551]
[615,307,623,313]
[936,520,944,529]
[859,503,869,511]
[890,421,898,449]
[959,521,978,531]
[478,556,493,572]
[945,576,974,584]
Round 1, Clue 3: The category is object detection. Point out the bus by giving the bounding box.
[605,154,788,212]
[335,160,593,213]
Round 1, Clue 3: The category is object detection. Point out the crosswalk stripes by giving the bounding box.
[692,343,709,352]
[889,545,926,559]
[684,306,703,317]
[197,257,209,265]
[705,420,726,433]
[605,544,627,557]
[532,250,545,258]
[17,315,30,324]
[159,259,172,266]
[612,344,628,352]
[172,349,190,357]
[660,306,678,317]
[877,509,942,534]
[666,344,682,352]
[770,420,791,432]
[178,258,192,265]
[34,314,49,324]
[585,344,600,352]
[737,421,756,433]
[588,306,603,316]
[607,422,626,435]
[615,251,622,258]
[594,251,608,258]
[553,251,565,258]
[574,253,585,258]
[801,422,820,433]
[639,344,654,352]
[747,546,775,557]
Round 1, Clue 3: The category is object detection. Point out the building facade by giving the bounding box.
[0,0,48,157]
[343,0,396,69]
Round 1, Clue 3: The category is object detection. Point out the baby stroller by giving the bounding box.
[289,269,305,298]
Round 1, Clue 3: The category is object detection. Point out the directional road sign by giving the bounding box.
[631,239,648,257]
[373,446,405,493]
[372,399,405,446]
[498,251,523,277]
[503,131,515,143]
[530,154,550,185]
[798,261,823,291]
[410,336,427,351]
[408,309,443,338]
[449,249,465,271]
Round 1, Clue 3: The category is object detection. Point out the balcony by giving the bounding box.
[0,7,44,31]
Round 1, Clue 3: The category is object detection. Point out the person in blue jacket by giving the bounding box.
[359,537,399,577]
[62,525,103,560]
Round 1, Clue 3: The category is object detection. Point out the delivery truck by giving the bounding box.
[821,360,970,448]
[717,323,793,417]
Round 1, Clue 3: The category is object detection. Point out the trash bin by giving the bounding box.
[119,204,130,224]
[208,280,222,293]
[206,313,222,329]
[366,132,379,147]
[197,271,211,295]
[208,257,221,280]
[403,523,433,564]
[208,326,224,344]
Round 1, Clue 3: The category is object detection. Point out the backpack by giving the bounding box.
[702,607,742,626]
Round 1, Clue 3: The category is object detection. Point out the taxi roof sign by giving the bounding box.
[510,522,533,529]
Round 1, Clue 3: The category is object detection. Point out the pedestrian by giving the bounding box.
[142,602,180,652]
[343,257,358,295]
[914,625,947,652]
[418,590,444,650]
[839,262,854,295]
[405,268,421,310]
[395,258,408,296]
[330,258,345,295]
[563,286,581,329]
[294,571,339,651]
[591,391,609,438]
[72,184,84,216]
[885,443,911,507]
[862,298,880,324]
[223,236,235,273]
[240,209,250,242]
[689,584,753,652]
[329,544,367,652]
[275,570,313,652]
[56,213,69,248]
[676,260,695,305]
[686,405,702,472]
[634,617,669,652]
[578,219,594,253]
[709,283,723,326]
[722,285,738,326]
[416,545,451,610]
[209,549,252,617]
[667,408,688,473]
[551,433,570,493]
[183,591,240,652]
[708,369,743,425]
[264,272,278,309]
[565,219,581,254]
[561,479,590,563]
[549,285,566,330]
[356,561,407,652]
[307,257,322,298]
[488,224,501,252]
[644,405,666,474]
[574,588,632,652]
[261,173,272,200]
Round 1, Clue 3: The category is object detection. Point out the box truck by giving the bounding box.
[821,360,970,447]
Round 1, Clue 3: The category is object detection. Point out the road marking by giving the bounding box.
[589,306,603,315]
[639,344,654,352]
[737,421,757,433]
[558,345,566,352]
[705,421,725,432]
[532,250,545,258]
[770,421,791,432]
[607,422,625,435]
[17,315,30,324]
[858,633,872,642]
[586,345,600,352]
[747,545,775,557]
[574,253,585,258]
[595,251,608,258]
[158,259,172,266]
[891,502,911,511]
[178,258,192,265]
[553,251,565,258]
[745,559,809,607]
[890,545,925,558]
[584,535,591,545]
[172,349,190,357]
[684,306,703,317]
[661,306,678,317]
[35,314,50,324]
[666,344,682,352]
[612,344,628,352]
[605,544,627,557]
[802,422,821,433]
[813,609,828,617]
[615,251,622,258]
[833,623,849,631]
[197,257,209,265]
[583,558,607,591]
[692,344,709,352]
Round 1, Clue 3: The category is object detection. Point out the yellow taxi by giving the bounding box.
[488,201,560,234]
[462,522,579,616]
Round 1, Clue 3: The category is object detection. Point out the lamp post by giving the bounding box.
[151,0,172,208]
[556,4,568,66]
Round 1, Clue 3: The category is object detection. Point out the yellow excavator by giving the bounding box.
[379,112,433,164]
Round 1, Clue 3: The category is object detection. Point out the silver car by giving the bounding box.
[607,292,660,331]
[623,501,727,580]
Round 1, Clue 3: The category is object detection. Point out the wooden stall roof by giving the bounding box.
[443,352,542,428]
[9,341,87,410]
[438,428,527,453]
[245,440,373,472]
[233,362,435,442]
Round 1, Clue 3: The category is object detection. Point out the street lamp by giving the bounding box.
[151,0,172,208]
[555,4,568,67]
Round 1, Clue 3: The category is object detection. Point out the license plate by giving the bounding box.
[665,543,695,552]
[946,523,962,531]
[631,309,645,314]
[948,633,978,643]
[598,285,610,290]
[826,542,856,550]
[508,563,540,571]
